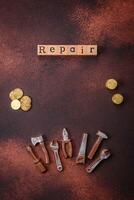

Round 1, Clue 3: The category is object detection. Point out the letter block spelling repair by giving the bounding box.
[37,45,97,56]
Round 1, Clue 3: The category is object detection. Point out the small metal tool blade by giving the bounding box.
[79,133,88,156]
[76,133,88,164]
[62,128,69,141]
[31,137,37,146]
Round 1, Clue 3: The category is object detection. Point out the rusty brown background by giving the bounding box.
[0,0,134,200]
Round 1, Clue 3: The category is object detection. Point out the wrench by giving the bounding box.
[50,140,63,172]
[86,149,111,173]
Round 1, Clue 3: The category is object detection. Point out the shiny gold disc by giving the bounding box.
[112,93,124,105]
[9,90,16,100]
[20,96,32,111]
[9,88,23,100]
[11,99,21,110]
[105,79,118,90]
[20,96,32,105]
[21,103,32,112]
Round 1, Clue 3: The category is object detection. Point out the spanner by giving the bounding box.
[50,140,63,172]
[86,149,111,173]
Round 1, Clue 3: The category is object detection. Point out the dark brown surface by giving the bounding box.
[0,0,134,200]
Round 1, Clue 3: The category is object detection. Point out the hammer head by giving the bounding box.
[31,135,44,146]
[96,130,108,139]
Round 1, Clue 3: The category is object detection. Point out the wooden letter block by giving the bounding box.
[37,45,97,56]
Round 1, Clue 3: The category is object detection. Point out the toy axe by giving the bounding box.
[31,135,50,164]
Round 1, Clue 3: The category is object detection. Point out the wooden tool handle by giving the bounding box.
[40,142,50,164]
[88,137,102,159]
[26,145,46,173]
[26,145,39,162]
[36,161,47,173]
[62,140,73,159]
[62,142,68,158]
[67,141,73,158]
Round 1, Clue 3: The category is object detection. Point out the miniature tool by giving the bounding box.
[50,140,63,172]
[88,130,108,160]
[86,149,111,173]
[31,135,50,164]
[61,128,73,159]
[76,133,88,164]
[26,145,46,173]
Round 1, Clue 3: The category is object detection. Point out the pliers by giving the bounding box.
[61,128,73,159]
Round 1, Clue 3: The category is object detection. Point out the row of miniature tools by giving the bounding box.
[26,129,111,173]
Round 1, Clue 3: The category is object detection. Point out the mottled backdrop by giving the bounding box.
[0,0,134,200]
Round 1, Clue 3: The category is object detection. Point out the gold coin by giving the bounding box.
[13,88,24,99]
[11,99,21,110]
[105,79,118,90]
[21,103,32,111]
[9,88,23,100]
[20,96,32,104]
[9,90,16,100]
[112,93,124,105]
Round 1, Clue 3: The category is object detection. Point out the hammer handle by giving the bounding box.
[40,142,50,164]
[88,137,102,159]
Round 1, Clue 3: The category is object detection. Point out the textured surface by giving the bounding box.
[0,0,134,200]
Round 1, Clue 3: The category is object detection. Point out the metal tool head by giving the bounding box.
[50,140,59,150]
[79,133,88,155]
[31,135,44,146]
[97,130,108,139]
[100,149,111,159]
[76,133,88,164]
[62,128,69,141]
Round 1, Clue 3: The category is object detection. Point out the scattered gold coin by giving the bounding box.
[9,88,23,100]
[105,79,118,90]
[11,99,21,110]
[20,96,32,105]
[20,95,32,112]
[112,93,124,105]
[21,103,32,112]
[9,90,15,100]
[9,88,32,112]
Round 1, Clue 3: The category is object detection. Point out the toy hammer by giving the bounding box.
[31,135,50,164]
[88,130,108,159]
